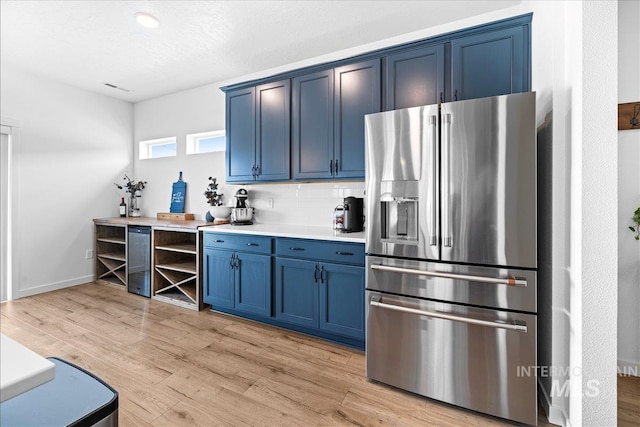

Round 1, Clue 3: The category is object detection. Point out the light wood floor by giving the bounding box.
[0,283,632,426]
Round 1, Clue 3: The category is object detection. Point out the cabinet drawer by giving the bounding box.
[203,233,272,254]
[276,238,364,265]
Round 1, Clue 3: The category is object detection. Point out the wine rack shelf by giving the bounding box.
[95,224,127,287]
[94,217,210,311]
[152,228,204,311]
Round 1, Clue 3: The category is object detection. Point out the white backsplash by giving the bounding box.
[222,181,366,228]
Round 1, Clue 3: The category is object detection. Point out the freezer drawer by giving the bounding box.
[366,255,536,313]
[366,291,537,426]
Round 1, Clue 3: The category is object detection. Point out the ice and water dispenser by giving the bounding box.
[379,182,419,245]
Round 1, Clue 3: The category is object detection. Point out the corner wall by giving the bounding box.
[521,1,620,426]
[0,65,133,298]
[617,0,640,376]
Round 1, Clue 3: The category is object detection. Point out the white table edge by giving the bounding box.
[0,334,55,402]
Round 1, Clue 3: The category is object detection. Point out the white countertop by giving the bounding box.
[203,223,365,243]
[0,334,55,402]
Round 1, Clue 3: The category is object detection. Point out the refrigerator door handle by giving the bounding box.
[369,299,528,332]
[429,114,438,247]
[370,264,527,287]
[442,113,452,247]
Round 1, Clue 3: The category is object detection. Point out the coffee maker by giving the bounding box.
[230,188,253,225]
[342,197,364,232]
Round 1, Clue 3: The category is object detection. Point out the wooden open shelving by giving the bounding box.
[95,224,127,287]
[152,228,204,311]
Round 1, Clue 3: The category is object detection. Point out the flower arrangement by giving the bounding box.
[204,177,224,206]
[629,207,640,241]
[114,174,147,195]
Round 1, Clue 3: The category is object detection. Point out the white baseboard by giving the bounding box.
[618,358,640,377]
[15,275,94,299]
[538,378,570,427]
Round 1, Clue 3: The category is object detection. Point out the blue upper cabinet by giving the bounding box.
[385,44,445,110]
[255,80,291,181]
[222,14,531,183]
[226,80,290,183]
[334,59,381,179]
[226,87,256,183]
[292,69,334,180]
[451,25,529,101]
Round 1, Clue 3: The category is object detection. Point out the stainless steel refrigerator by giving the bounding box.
[364,92,538,425]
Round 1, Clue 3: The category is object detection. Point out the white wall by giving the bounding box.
[0,64,133,298]
[617,0,640,375]
[133,83,226,218]
[525,1,619,425]
[579,2,618,424]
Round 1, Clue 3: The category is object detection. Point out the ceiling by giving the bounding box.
[0,1,520,103]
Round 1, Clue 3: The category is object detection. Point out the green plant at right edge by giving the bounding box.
[630,207,640,240]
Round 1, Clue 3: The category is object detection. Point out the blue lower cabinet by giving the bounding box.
[204,233,365,348]
[203,247,271,317]
[275,257,364,341]
[203,248,234,308]
[275,258,318,328]
[319,263,365,340]
[235,252,272,317]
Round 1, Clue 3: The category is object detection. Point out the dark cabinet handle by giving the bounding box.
[229,254,234,268]
[335,159,339,176]
[313,265,318,282]
[440,92,443,103]
[336,251,354,256]
[251,165,256,178]
[289,247,305,251]
[214,239,225,243]
[329,159,333,174]
[233,254,239,270]
[246,242,259,247]
[320,265,326,283]
[454,90,458,101]
[255,164,261,177]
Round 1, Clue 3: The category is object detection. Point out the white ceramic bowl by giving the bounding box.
[209,206,231,219]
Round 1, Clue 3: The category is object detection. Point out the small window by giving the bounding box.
[139,137,176,159]
[186,130,226,155]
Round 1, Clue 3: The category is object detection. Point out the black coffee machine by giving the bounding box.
[343,197,364,232]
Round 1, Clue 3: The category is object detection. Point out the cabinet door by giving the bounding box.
[255,80,291,181]
[235,252,272,317]
[334,59,381,179]
[292,70,334,180]
[451,26,528,101]
[203,248,234,309]
[386,44,445,110]
[318,263,365,339]
[275,258,318,328]
[226,87,256,183]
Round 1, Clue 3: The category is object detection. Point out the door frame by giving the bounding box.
[1,117,21,302]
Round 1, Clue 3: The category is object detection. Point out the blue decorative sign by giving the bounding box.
[170,172,186,213]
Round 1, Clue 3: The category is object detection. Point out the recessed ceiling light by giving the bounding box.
[135,12,159,29]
